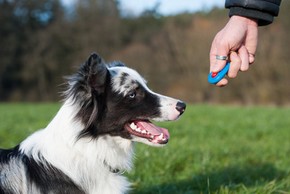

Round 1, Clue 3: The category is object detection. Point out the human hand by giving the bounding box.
[209,15,258,86]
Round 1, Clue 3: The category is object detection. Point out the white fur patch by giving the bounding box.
[109,66,148,96]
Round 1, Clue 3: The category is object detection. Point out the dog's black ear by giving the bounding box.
[86,53,108,93]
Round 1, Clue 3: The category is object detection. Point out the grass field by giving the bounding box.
[0,103,290,194]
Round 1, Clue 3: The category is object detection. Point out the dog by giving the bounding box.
[0,53,186,194]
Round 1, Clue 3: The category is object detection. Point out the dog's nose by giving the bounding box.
[176,101,186,115]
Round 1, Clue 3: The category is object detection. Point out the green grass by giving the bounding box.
[0,103,290,193]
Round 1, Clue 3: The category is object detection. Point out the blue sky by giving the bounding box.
[119,0,224,16]
[62,0,224,16]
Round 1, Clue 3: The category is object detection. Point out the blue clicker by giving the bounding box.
[208,62,230,84]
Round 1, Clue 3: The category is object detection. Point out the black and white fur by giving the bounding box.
[0,53,186,194]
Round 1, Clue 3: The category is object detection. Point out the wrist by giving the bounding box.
[231,15,258,27]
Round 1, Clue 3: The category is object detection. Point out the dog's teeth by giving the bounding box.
[150,135,154,139]
[136,128,141,132]
[130,123,137,130]
[157,133,164,140]
[141,130,147,134]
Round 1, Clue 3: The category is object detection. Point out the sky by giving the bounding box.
[118,0,224,16]
[62,0,224,16]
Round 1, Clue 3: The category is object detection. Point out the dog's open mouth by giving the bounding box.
[125,120,170,144]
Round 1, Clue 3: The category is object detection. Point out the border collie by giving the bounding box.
[0,53,186,194]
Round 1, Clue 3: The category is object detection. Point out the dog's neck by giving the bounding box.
[20,99,134,192]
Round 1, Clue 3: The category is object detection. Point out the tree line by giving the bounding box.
[1,0,290,105]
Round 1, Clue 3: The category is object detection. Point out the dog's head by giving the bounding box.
[66,53,186,146]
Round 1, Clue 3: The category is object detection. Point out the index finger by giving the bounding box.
[210,38,231,73]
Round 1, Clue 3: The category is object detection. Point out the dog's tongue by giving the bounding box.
[135,120,170,139]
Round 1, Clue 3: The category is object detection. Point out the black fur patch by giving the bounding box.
[24,155,84,194]
[0,147,84,194]
[119,72,129,86]
[0,146,21,163]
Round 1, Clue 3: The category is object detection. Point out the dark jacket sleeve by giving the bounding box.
[225,0,282,26]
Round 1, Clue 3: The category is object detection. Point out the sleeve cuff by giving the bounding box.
[229,7,274,26]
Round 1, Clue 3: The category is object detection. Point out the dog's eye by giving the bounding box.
[128,91,136,99]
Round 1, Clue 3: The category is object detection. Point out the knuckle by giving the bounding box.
[240,66,249,72]
[217,39,228,48]
[235,57,242,64]
[228,71,238,78]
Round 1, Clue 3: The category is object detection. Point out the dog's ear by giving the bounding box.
[86,53,108,93]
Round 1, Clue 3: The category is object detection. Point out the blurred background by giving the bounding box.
[0,0,289,105]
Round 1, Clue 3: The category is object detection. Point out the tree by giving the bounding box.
[0,0,64,100]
